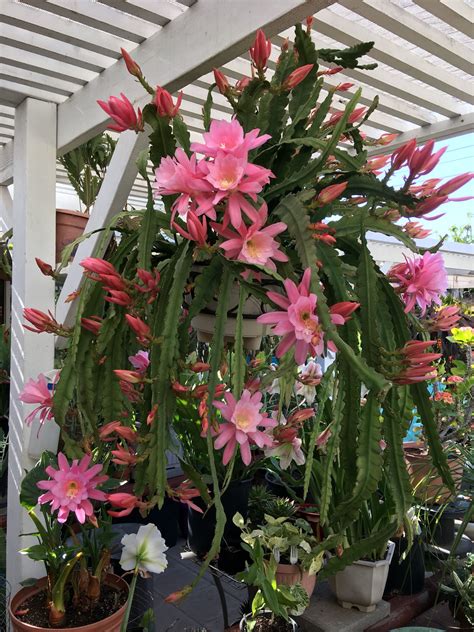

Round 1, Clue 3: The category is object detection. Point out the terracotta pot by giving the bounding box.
[9,574,128,632]
[56,209,89,263]
[297,504,323,542]
[404,448,463,504]
[275,563,316,599]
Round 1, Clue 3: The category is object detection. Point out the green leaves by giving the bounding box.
[317,41,375,69]
[357,236,381,368]
[20,452,57,511]
[138,183,158,270]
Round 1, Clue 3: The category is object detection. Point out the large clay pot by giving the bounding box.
[9,574,128,632]
[328,541,395,612]
[275,563,316,599]
[296,504,323,542]
[56,209,89,263]
[405,447,463,504]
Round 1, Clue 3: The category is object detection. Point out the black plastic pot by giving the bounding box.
[385,535,425,596]
[187,479,252,565]
[112,496,179,548]
[265,471,304,500]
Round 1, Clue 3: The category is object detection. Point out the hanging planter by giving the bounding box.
[328,541,395,612]
[56,209,89,263]
[9,574,128,632]
[190,282,267,351]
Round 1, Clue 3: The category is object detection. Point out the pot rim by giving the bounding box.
[240,611,297,631]
[9,574,128,631]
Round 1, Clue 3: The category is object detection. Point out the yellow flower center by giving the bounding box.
[234,411,251,430]
[66,480,79,499]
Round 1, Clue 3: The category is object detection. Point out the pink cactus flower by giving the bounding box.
[108,492,147,518]
[173,210,208,246]
[191,119,270,159]
[213,203,287,270]
[403,221,431,239]
[19,373,54,426]
[213,390,276,466]
[393,340,441,385]
[37,452,108,524]
[388,252,448,315]
[447,375,463,384]
[257,269,353,364]
[436,173,473,196]
[264,436,305,470]
[129,350,150,372]
[154,148,214,220]
[97,93,143,133]
[126,315,151,345]
[206,152,274,228]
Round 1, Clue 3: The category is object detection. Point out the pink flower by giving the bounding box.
[23,308,65,335]
[206,152,273,228]
[447,375,463,384]
[191,119,270,159]
[295,360,322,404]
[97,93,144,133]
[403,221,431,239]
[213,390,276,466]
[154,149,214,220]
[108,492,146,518]
[19,374,54,426]
[37,452,108,524]
[408,140,447,179]
[392,340,441,385]
[391,139,417,171]
[121,48,142,78]
[264,436,305,470]
[114,369,144,384]
[129,350,150,372]
[257,269,350,364]
[436,173,473,196]
[171,480,204,514]
[173,210,208,246]
[213,203,287,270]
[81,316,102,335]
[324,107,366,128]
[388,252,448,315]
[427,305,461,332]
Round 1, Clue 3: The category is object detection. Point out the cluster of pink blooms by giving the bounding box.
[257,268,359,364]
[37,452,108,524]
[388,252,448,315]
[392,341,441,385]
[23,308,69,336]
[154,119,273,230]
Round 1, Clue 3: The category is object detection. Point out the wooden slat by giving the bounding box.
[98,0,184,26]
[0,63,81,95]
[342,0,473,75]
[0,80,67,105]
[20,0,157,42]
[413,0,474,37]
[314,8,474,104]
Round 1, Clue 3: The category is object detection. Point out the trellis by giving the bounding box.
[0,0,472,594]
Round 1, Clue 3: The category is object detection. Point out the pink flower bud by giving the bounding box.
[120,48,142,78]
[250,29,272,72]
[35,258,54,277]
[317,181,348,204]
[154,86,183,118]
[213,68,230,95]
[97,93,144,133]
[436,173,474,196]
[283,64,314,90]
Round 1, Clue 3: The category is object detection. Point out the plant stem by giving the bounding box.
[120,571,138,632]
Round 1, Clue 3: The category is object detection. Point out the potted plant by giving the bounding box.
[236,531,308,631]
[9,452,168,632]
[326,492,396,612]
[20,23,472,607]
[57,133,116,262]
[385,508,425,596]
[234,511,333,599]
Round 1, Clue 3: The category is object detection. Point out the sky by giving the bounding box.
[389,133,473,240]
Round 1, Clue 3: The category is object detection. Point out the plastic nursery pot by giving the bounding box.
[240,612,299,631]
[56,209,89,263]
[404,447,463,504]
[275,563,316,599]
[385,535,425,596]
[187,479,252,562]
[9,574,128,632]
[328,541,395,613]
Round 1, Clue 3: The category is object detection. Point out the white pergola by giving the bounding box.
[0,0,472,593]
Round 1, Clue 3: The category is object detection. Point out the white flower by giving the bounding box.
[264,437,305,470]
[120,523,168,577]
[294,360,322,405]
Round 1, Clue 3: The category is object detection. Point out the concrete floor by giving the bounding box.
[131,540,247,631]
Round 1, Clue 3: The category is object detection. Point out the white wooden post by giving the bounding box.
[7,98,57,595]
[0,186,12,233]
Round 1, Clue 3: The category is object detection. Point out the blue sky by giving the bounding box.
[389,133,473,240]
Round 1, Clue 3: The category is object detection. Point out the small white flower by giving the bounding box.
[264,437,305,470]
[120,523,168,577]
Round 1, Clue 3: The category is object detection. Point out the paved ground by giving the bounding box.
[130,540,247,631]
